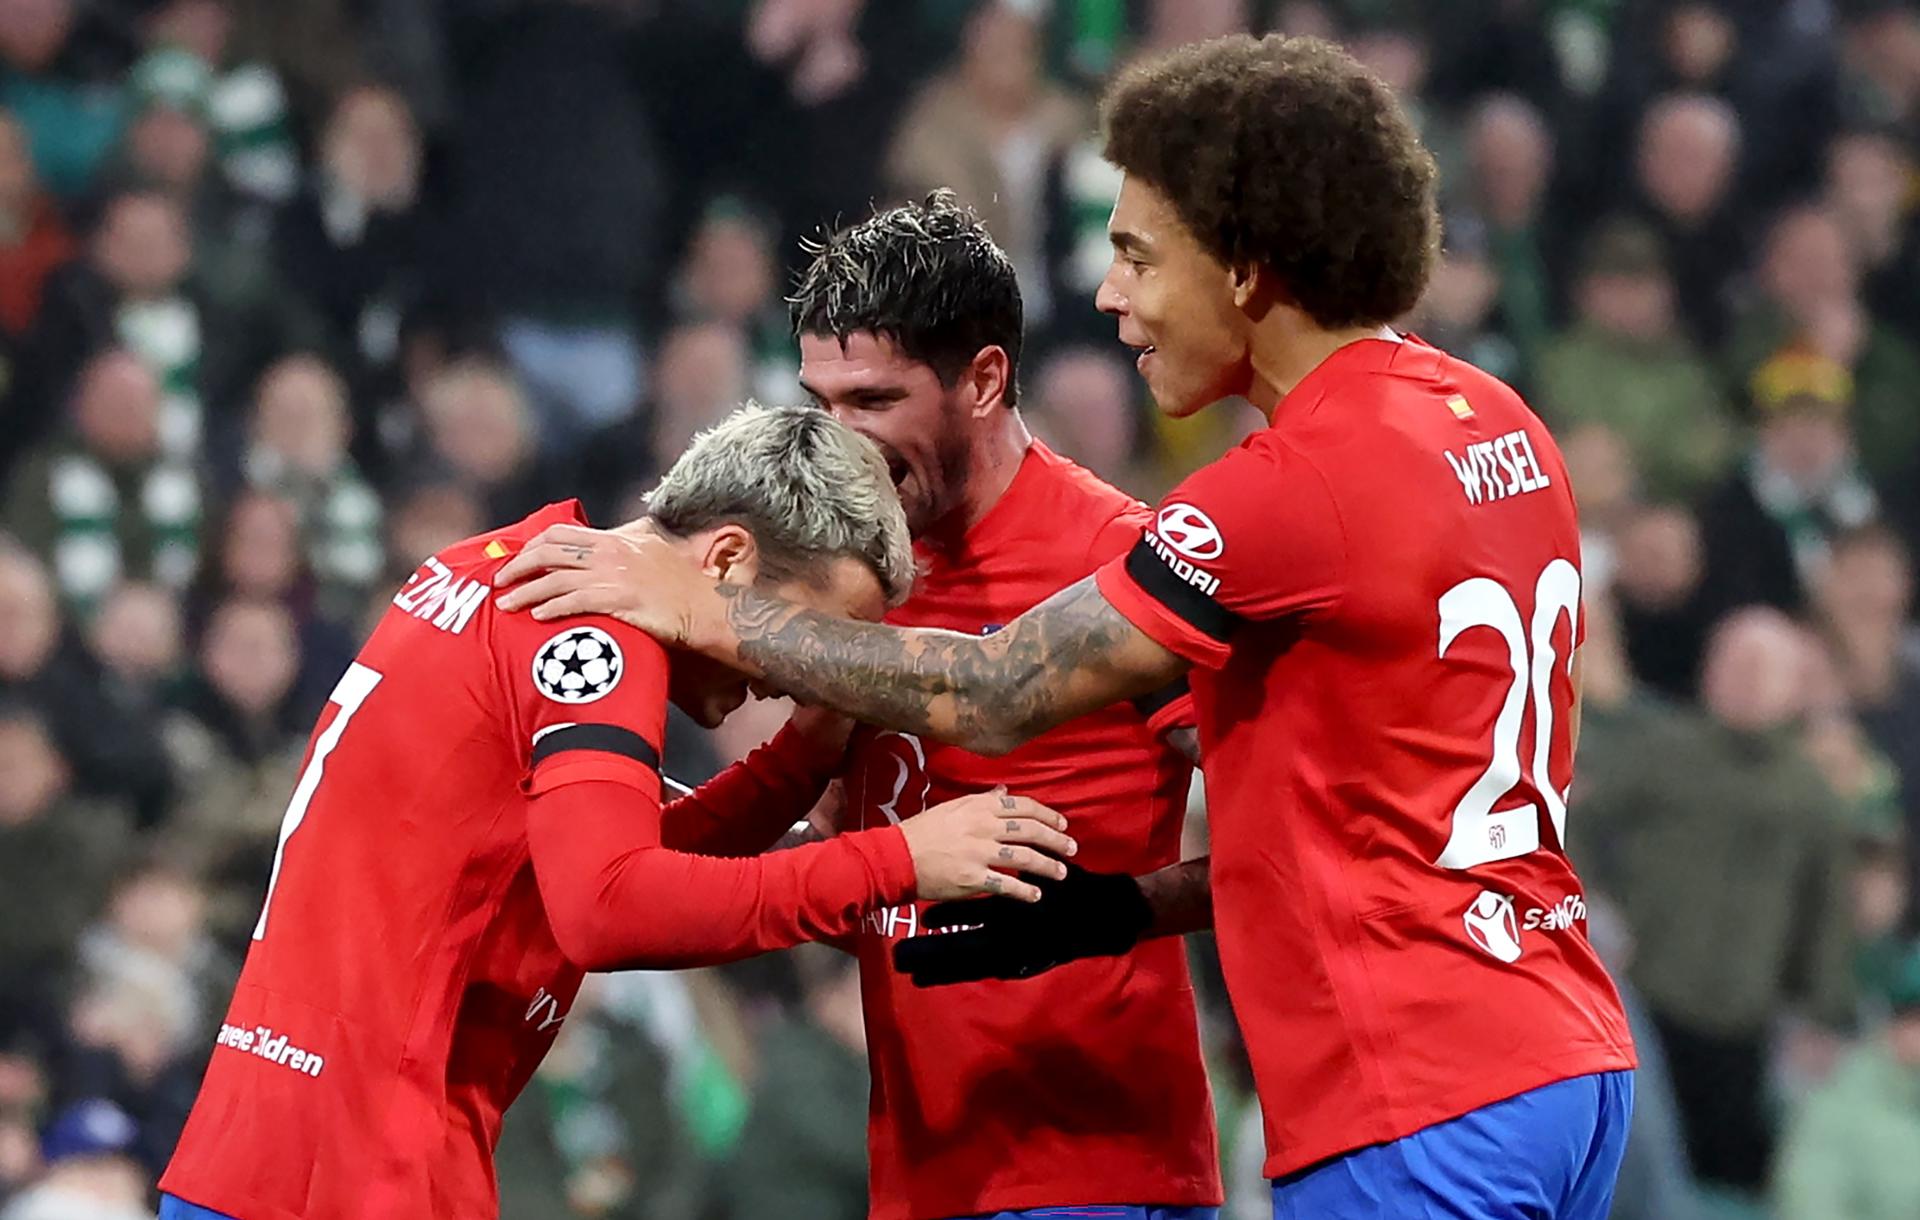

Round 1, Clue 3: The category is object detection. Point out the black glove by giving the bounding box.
[891,862,1154,987]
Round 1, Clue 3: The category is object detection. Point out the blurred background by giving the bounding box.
[0,0,1915,1217]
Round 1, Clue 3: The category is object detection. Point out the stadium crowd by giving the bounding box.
[0,0,1916,1217]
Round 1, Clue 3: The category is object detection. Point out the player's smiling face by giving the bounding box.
[666,546,889,728]
[1096,174,1254,418]
[799,331,972,537]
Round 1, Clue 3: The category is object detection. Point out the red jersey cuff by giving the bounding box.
[1148,690,1199,737]
[1096,560,1232,670]
[840,824,917,907]
[523,753,659,798]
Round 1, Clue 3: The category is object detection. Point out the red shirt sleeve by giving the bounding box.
[1095,439,1348,670]
[1086,501,1200,736]
[489,604,913,969]
[659,721,844,857]
[492,605,671,798]
[527,779,915,971]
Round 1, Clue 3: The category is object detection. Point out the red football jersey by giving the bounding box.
[1096,337,1635,1180]
[162,502,913,1220]
[849,443,1221,1220]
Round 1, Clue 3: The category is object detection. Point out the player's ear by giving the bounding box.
[1230,261,1261,311]
[699,524,760,585]
[963,345,1012,417]
[1233,261,1288,321]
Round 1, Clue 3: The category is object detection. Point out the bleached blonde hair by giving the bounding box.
[646,403,915,606]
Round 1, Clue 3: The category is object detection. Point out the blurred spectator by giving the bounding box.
[1812,526,1920,875]
[1627,93,1747,346]
[416,357,548,523]
[0,108,74,346]
[1801,708,1911,996]
[1039,127,1124,346]
[1345,20,1435,142]
[57,868,217,1174]
[75,866,224,1034]
[382,479,484,586]
[19,191,192,455]
[1581,890,1702,1220]
[669,198,795,404]
[646,320,750,459]
[0,706,131,1037]
[1772,939,1920,1220]
[108,47,282,329]
[0,1044,44,1205]
[494,976,699,1220]
[239,354,383,620]
[272,84,426,390]
[0,0,125,201]
[359,300,504,485]
[723,944,869,1220]
[1728,206,1920,490]
[1457,93,1559,368]
[1026,345,1143,488]
[189,489,351,714]
[1837,1,1920,134]
[145,0,301,206]
[86,581,180,698]
[0,1099,154,1220]
[1407,218,1522,388]
[579,321,746,523]
[160,597,304,947]
[1558,421,1638,594]
[1593,2,1839,211]
[69,581,179,828]
[1424,0,1565,114]
[1535,220,1733,504]
[0,542,67,708]
[223,0,367,137]
[1823,126,1920,344]
[1696,349,1879,617]
[446,0,661,458]
[27,187,317,461]
[885,1,1087,328]
[0,545,157,817]
[1576,609,1856,1193]
[1141,0,1249,53]
[2,349,200,610]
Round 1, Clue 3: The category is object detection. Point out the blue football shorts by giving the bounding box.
[160,1194,240,1220]
[960,1207,1219,1220]
[1269,1070,1634,1219]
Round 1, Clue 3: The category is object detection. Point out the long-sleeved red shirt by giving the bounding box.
[531,725,900,970]
[162,502,914,1220]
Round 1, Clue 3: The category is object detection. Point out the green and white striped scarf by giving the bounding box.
[47,449,200,609]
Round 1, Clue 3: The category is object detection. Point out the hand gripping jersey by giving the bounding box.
[848,444,1221,1220]
[1096,337,1636,1179]
[161,502,913,1220]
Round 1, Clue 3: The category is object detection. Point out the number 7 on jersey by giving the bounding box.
[253,662,384,940]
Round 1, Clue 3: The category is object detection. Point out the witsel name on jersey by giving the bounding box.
[1443,429,1551,507]
[393,556,487,634]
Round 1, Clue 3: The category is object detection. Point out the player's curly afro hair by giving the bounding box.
[1102,34,1440,329]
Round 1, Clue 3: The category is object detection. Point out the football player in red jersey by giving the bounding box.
[646,192,1223,1220]
[156,405,1075,1220]
[496,34,1638,1220]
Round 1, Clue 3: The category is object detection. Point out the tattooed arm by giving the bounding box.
[494,526,1191,755]
[716,576,1190,754]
